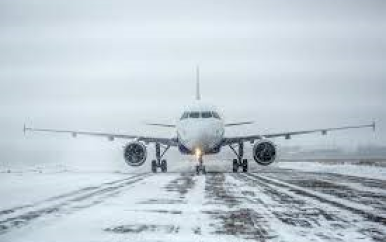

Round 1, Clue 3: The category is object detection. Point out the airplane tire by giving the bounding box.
[233,159,238,173]
[161,160,167,173]
[242,159,248,173]
[151,160,157,173]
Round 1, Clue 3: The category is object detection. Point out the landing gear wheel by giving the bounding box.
[151,160,157,173]
[233,159,239,173]
[195,164,206,175]
[161,159,167,173]
[242,159,248,173]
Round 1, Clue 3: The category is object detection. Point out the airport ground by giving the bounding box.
[0,160,386,242]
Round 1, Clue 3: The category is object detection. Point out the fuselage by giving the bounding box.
[176,101,224,155]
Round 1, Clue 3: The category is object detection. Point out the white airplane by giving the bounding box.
[24,67,375,174]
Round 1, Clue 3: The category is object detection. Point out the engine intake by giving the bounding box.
[253,140,276,166]
[123,142,147,166]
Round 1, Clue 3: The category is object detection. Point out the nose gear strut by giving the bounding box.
[229,142,248,173]
[195,154,206,175]
[151,143,170,173]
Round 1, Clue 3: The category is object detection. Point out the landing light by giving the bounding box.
[195,148,202,158]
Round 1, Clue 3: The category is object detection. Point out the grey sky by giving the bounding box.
[0,0,385,168]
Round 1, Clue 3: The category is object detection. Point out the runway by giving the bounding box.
[0,165,386,242]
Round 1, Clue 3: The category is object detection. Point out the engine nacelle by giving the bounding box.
[123,142,147,166]
[253,140,276,166]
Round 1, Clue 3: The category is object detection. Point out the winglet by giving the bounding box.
[195,65,201,101]
[23,124,27,135]
[372,120,376,132]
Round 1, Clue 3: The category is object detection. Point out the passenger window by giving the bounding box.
[189,112,200,118]
[212,112,220,119]
[201,112,212,118]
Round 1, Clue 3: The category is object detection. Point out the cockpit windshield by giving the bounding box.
[189,112,200,118]
[180,111,221,120]
[201,112,212,118]
[212,112,221,119]
[180,112,189,120]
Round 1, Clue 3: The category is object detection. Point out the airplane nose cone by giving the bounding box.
[188,126,218,151]
[179,121,223,153]
[190,130,207,147]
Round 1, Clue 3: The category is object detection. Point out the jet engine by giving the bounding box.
[253,140,276,166]
[123,142,147,166]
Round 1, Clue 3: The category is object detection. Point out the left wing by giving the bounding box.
[224,121,254,127]
[222,122,375,145]
[23,125,178,146]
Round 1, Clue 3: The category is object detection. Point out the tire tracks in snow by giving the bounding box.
[260,168,386,214]
[0,173,150,234]
[236,173,386,242]
[204,173,277,241]
[244,173,386,226]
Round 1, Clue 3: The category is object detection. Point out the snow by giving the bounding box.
[0,171,130,211]
[1,161,385,242]
[275,161,386,181]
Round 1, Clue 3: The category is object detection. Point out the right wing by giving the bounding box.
[222,122,375,146]
[23,125,178,146]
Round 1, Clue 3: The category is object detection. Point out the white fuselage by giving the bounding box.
[176,101,225,154]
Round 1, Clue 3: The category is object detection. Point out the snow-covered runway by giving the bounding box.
[1,166,386,242]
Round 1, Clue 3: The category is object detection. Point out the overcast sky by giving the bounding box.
[0,0,385,169]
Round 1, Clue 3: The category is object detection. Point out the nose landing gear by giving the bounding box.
[151,143,170,173]
[195,155,206,175]
[229,142,248,173]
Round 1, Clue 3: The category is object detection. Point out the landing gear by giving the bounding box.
[151,143,170,173]
[229,142,248,173]
[233,159,238,173]
[151,160,157,173]
[242,159,248,173]
[196,155,206,175]
[161,160,167,172]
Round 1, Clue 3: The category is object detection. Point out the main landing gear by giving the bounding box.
[229,142,248,173]
[151,143,170,173]
[195,155,206,175]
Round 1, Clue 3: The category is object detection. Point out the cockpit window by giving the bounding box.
[189,112,200,118]
[201,112,212,118]
[212,112,221,119]
[181,111,220,119]
[180,112,189,120]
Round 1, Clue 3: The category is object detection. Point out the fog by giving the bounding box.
[0,0,385,169]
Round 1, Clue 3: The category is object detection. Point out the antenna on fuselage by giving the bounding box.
[195,65,201,101]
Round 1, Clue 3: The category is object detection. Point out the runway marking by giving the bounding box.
[243,173,386,226]
[0,173,150,235]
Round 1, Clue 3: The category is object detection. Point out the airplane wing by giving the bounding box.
[145,123,176,128]
[222,122,375,145]
[23,125,178,146]
[224,121,254,127]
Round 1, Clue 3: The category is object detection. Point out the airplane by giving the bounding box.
[24,67,376,174]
